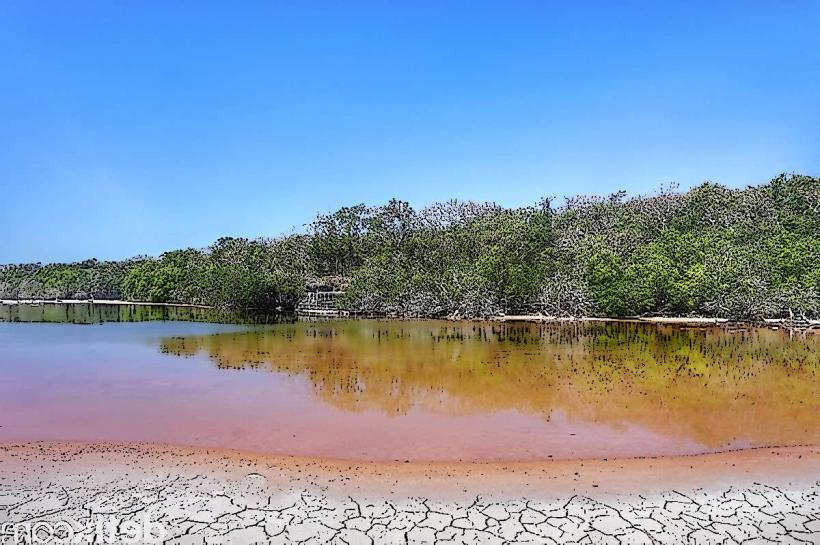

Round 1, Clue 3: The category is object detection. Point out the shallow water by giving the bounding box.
[1,313,818,462]
[0,302,288,324]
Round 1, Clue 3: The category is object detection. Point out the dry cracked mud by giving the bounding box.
[1,443,818,544]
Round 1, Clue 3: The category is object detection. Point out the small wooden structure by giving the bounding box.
[296,289,345,316]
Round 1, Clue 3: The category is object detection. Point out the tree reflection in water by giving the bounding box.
[160,321,820,450]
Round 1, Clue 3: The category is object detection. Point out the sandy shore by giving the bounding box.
[1,442,818,543]
[497,315,731,325]
[499,315,820,327]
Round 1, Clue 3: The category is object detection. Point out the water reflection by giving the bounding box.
[0,302,290,325]
[160,321,820,450]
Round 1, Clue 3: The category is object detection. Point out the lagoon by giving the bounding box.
[1,306,818,462]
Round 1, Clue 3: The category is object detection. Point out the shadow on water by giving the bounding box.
[160,320,820,450]
[0,302,293,325]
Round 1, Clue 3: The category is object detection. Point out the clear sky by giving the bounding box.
[1,1,818,263]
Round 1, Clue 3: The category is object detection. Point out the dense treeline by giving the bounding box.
[1,174,818,320]
[0,237,310,310]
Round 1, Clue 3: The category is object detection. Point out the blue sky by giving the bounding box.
[1,1,818,263]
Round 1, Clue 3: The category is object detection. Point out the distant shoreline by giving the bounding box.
[0,298,216,309]
[496,314,730,325]
[2,299,820,328]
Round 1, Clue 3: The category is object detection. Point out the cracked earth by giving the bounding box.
[1,443,818,544]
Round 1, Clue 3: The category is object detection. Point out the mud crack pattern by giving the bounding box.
[2,474,819,544]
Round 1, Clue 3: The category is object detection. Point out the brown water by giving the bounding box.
[1,317,818,462]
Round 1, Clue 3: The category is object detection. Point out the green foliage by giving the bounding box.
[310,204,371,276]
[576,238,632,316]
[471,208,555,307]
[1,174,819,319]
[122,259,183,303]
